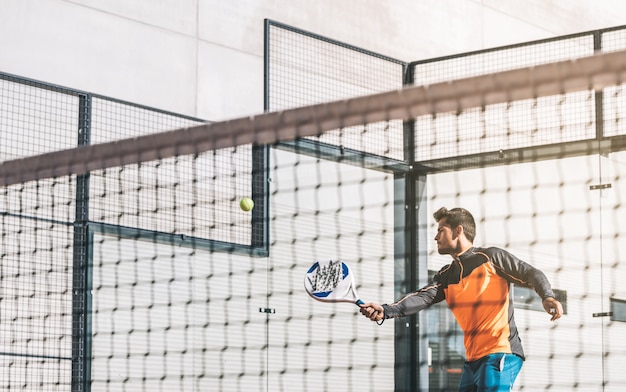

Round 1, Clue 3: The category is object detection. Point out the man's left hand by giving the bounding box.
[542,297,563,321]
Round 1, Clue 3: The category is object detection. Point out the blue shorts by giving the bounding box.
[458,353,524,392]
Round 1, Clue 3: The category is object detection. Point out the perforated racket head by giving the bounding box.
[304,259,363,305]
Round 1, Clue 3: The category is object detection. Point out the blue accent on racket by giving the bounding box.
[304,259,364,306]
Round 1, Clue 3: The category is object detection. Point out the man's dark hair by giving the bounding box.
[433,207,476,242]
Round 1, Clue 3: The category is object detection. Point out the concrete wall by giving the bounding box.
[0,0,624,121]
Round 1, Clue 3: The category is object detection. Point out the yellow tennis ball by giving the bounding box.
[239,197,254,212]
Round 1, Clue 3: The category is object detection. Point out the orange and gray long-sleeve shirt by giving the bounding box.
[381,246,555,362]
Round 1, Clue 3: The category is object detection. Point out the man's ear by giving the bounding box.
[455,225,464,238]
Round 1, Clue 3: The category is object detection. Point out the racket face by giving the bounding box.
[304,259,359,304]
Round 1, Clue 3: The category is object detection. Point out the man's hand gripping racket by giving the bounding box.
[304,259,384,324]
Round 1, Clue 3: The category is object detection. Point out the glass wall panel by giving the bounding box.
[426,155,606,390]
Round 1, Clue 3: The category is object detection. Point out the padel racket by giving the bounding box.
[304,259,364,306]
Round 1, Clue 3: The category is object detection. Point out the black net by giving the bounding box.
[1,23,626,392]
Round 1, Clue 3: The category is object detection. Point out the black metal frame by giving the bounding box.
[71,93,93,392]
[409,26,626,176]
[266,20,626,392]
[264,18,421,391]
[0,68,271,390]
[0,74,94,392]
[80,95,269,258]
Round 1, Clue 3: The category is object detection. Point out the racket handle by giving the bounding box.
[355,299,364,306]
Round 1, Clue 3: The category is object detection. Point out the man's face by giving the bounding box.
[434,218,459,255]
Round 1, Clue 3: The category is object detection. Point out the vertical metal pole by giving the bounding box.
[393,173,411,391]
[72,93,92,392]
[262,19,272,392]
[251,144,269,251]
[253,21,272,254]
[392,62,429,391]
[395,62,430,391]
[594,31,604,142]
[415,172,430,392]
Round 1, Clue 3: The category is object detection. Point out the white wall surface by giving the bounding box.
[0,0,625,121]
